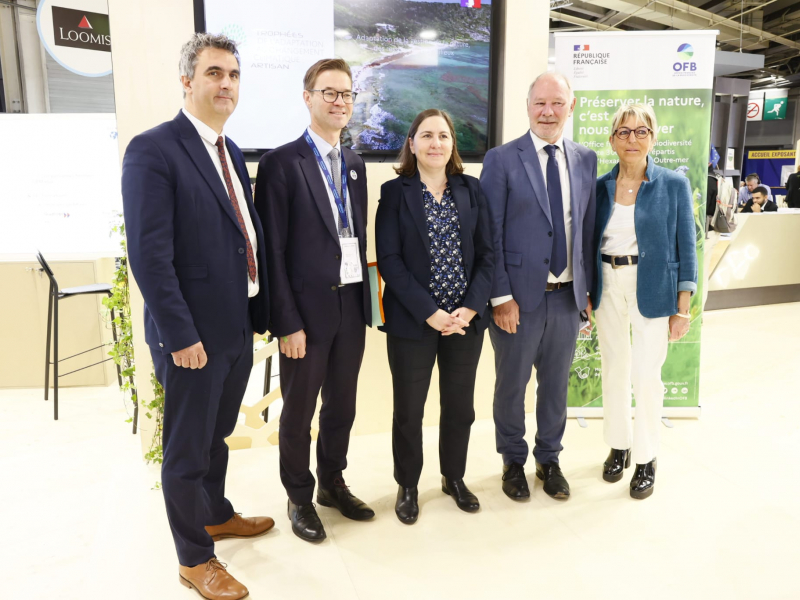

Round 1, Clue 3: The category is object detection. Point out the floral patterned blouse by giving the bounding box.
[422,182,467,313]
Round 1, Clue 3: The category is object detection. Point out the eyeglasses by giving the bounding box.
[307,89,358,104]
[614,127,652,140]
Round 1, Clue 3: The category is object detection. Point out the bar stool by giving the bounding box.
[37,252,122,420]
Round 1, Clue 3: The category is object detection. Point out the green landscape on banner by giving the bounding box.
[567,88,711,409]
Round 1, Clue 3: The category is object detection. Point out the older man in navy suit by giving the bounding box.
[481,72,597,502]
[122,34,272,600]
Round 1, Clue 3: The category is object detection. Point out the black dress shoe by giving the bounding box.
[441,476,480,513]
[316,478,375,521]
[535,462,570,500]
[502,463,530,500]
[395,486,419,524]
[288,499,326,542]
[630,458,657,499]
[603,448,631,483]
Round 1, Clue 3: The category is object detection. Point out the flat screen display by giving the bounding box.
[200,0,492,154]
[335,0,492,153]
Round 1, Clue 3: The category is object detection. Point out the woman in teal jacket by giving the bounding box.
[590,103,697,500]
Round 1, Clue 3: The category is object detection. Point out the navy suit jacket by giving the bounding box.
[254,135,371,339]
[480,132,597,312]
[121,111,270,355]
[375,172,495,340]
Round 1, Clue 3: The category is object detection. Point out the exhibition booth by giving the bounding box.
[2,0,798,444]
[3,1,800,599]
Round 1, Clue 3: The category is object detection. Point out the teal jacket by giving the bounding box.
[591,156,698,319]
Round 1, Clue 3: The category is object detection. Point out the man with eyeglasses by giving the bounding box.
[480,72,597,503]
[255,58,374,543]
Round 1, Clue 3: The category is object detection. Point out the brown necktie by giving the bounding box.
[215,136,256,282]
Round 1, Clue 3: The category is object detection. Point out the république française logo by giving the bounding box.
[572,44,609,65]
[52,6,111,53]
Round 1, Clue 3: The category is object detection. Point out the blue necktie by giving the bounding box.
[544,144,567,277]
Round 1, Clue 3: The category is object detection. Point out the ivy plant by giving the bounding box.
[103,216,164,465]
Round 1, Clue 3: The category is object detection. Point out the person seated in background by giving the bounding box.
[738,174,772,207]
[741,186,778,213]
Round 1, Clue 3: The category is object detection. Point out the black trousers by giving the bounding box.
[151,318,252,567]
[387,325,485,487]
[278,283,366,504]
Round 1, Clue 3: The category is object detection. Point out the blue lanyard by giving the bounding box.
[304,130,349,231]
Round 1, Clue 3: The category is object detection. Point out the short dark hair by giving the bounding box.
[394,109,464,178]
[745,173,761,183]
[303,58,352,90]
[179,33,240,98]
[753,186,768,197]
[179,33,239,79]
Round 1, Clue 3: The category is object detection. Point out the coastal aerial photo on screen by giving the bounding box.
[334,0,492,153]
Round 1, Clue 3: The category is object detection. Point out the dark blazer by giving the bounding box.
[121,111,269,355]
[592,156,698,319]
[255,135,371,338]
[375,172,495,340]
[741,198,778,213]
[786,172,800,209]
[480,132,597,313]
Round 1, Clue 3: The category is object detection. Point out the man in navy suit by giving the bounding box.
[481,72,597,502]
[122,33,271,600]
[255,58,374,543]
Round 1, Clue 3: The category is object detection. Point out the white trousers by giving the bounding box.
[595,263,669,466]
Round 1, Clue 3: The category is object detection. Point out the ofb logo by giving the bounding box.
[677,43,694,59]
[52,6,111,52]
[673,43,697,74]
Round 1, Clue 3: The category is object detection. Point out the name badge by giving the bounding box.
[340,237,363,284]
[350,170,358,180]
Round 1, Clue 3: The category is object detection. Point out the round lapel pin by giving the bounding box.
[350,170,358,180]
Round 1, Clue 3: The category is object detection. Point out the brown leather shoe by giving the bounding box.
[178,558,248,600]
[205,512,275,542]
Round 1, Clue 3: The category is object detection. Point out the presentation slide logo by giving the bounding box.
[52,6,110,52]
[461,0,481,7]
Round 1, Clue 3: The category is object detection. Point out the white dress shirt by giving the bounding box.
[491,130,574,307]
[182,108,259,298]
[305,126,362,283]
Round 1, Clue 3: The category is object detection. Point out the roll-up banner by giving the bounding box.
[555,31,717,418]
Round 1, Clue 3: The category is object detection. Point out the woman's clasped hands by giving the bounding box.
[426,307,477,336]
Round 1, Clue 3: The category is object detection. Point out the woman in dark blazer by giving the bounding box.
[376,108,494,524]
[591,103,697,500]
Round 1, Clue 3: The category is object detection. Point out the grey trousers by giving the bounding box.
[490,286,581,466]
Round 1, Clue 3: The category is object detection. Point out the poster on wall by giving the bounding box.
[0,114,122,255]
[555,31,717,417]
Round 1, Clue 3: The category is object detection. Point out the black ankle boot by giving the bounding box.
[630,458,657,499]
[395,485,419,524]
[603,448,631,483]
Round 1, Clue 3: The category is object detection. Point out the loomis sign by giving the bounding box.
[37,0,112,77]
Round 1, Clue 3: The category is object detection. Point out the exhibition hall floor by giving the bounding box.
[3,303,798,600]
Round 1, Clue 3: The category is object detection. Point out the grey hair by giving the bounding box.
[527,72,573,103]
[179,32,240,83]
